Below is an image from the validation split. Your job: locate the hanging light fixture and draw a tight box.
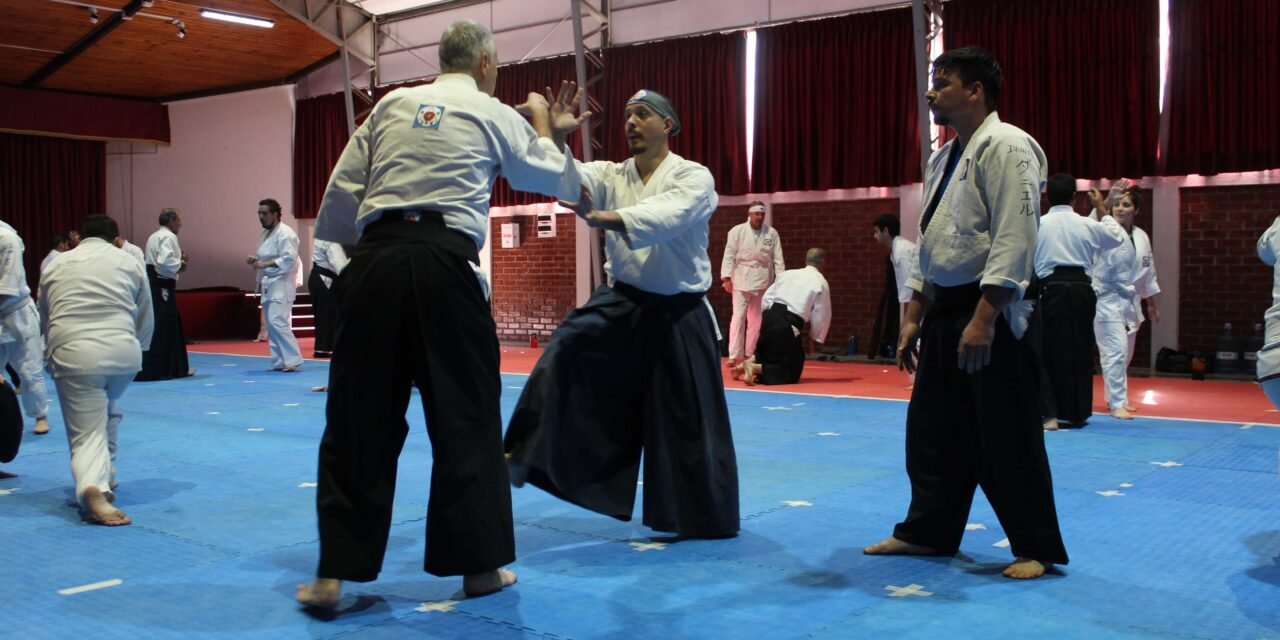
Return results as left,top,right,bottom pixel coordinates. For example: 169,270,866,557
88,6,98,23
199,8,274,28
172,18,186,39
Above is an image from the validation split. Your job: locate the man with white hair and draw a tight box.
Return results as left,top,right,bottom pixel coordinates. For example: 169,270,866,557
302,19,588,608
721,201,784,367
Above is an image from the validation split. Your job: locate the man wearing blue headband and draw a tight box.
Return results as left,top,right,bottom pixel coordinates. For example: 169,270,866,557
506,88,740,539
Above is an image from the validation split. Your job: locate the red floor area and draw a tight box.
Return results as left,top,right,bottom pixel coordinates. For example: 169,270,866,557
190,341,1279,426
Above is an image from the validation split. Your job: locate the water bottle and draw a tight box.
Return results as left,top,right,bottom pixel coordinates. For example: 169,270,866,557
1245,322,1264,376
847,335,859,356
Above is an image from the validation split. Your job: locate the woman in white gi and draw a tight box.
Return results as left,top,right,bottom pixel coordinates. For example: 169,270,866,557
39,215,153,526
1090,182,1160,419
720,201,784,366
247,198,303,372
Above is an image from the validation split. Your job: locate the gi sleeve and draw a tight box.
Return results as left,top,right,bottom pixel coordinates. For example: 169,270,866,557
155,234,182,280
1134,232,1161,299
617,164,717,250
977,136,1043,292
1259,216,1280,266
330,242,350,273
772,230,786,279
1092,214,1126,251
316,117,373,246
272,231,300,278
809,280,832,344
133,263,155,351
721,225,739,280
0,236,21,302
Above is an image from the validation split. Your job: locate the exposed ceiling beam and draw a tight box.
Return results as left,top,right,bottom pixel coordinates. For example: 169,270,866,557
23,0,146,88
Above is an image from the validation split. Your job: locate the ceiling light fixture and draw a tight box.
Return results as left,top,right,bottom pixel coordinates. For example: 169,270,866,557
199,8,274,28
88,7,98,23
173,18,186,39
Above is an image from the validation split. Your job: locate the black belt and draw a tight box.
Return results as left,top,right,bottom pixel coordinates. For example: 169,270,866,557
1043,265,1090,284
612,282,706,308
768,302,805,329
145,264,176,290
311,265,338,280
368,209,446,230
360,208,478,265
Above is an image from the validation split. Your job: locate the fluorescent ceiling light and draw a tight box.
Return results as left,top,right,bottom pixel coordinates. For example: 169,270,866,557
200,9,275,28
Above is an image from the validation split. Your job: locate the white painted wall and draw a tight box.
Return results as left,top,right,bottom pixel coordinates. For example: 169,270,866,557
106,85,307,291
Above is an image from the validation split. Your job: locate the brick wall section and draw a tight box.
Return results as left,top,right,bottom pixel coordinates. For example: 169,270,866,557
490,214,577,343
707,199,901,355
1179,185,1278,357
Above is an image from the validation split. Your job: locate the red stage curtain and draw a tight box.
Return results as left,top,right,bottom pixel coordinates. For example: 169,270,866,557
490,55,581,207
752,9,920,192
0,132,105,291
292,92,353,220
599,33,749,196
944,0,1159,180
0,86,170,145
1164,0,1280,175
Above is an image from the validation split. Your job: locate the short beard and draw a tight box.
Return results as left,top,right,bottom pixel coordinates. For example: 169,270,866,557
628,139,647,155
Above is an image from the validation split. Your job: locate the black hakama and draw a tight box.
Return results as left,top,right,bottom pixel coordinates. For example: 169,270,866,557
504,282,740,538
134,265,190,381
893,282,1069,565
755,303,807,385
1033,267,1096,425
315,213,514,580
307,265,340,356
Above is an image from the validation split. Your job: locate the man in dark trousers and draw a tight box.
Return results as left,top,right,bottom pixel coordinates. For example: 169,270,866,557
863,46,1069,580
1029,173,1125,429
137,208,194,381
299,19,588,608
504,88,739,539
737,248,831,386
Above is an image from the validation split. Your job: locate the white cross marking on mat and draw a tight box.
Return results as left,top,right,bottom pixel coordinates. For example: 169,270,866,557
222,364,237,367
0,487,20,496
243,381,256,384
763,406,792,411
58,579,122,595
993,538,1010,548
247,428,264,432
1151,461,1183,468
1096,490,1125,497
416,600,458,613
792,402,806,406
283,403,300,407
817,432,840,436
630,541,667,551
885,584,933,597
1119,483,1134,488
298,482,318,488
965,523,986,531
205,411,220,415
204,383,216,387
782,500,813,507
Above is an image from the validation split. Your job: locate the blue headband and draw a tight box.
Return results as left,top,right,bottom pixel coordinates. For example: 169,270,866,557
626,89,681,136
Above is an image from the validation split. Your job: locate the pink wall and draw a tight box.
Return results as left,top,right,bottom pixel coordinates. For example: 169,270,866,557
105,85,306,291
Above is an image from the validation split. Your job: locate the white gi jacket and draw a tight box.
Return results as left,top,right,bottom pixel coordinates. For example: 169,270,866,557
906,113,1046,335
40,249,60,276
39,237,153,377
890,236,917,304
1034,205,1126,279
579,152,717,295
1089,221,1138,325
1257,216,1280,381
315,73,581,248
762,265,832,343
311,239,349,289
145,226,183,280
256,223,300,303
0,221,38,345
121,241,145,268
1131,227,1160,323
721,222,784,293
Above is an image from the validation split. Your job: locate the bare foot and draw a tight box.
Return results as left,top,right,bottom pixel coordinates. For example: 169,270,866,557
1043,418,1059,431
742,358,761,386
729,364,745,381
463,569,518,597
1003,557,1050,579
863,536,941,555
296,578,341,609
1111,407,1134,420
1124,404,1138,412
281,365,301,373
33,417,50,435
311,386,328,392
904,384,914,391
0,469,16,479
80,486,130,526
